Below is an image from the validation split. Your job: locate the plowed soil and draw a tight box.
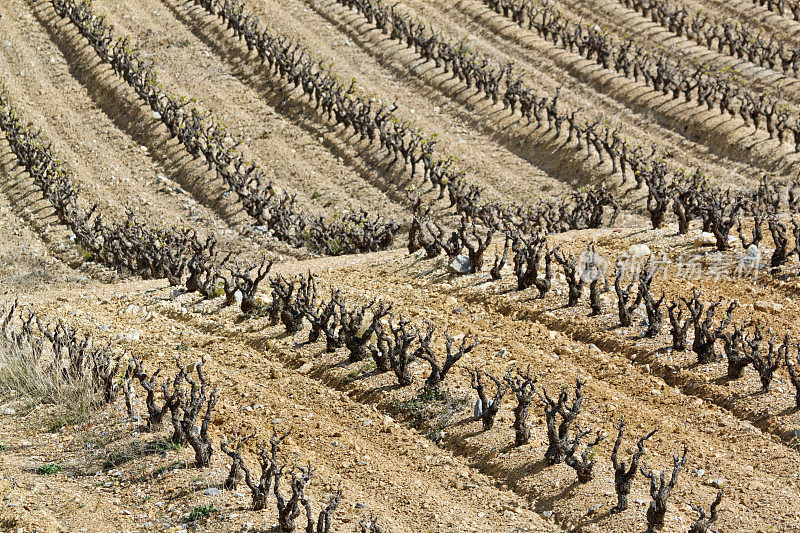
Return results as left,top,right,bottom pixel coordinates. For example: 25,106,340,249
2,0,800,532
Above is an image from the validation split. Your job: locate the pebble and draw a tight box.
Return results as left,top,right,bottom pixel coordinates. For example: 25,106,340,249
448,254,471,275
452,306,466,314
541,510,552,518
445,296,458,307
204,488,221,496
741,244,761,267
473,399,491,420
694,232,716,247
709,477,726,489
754,300,783,314
297,362,313,374
117,331,140,341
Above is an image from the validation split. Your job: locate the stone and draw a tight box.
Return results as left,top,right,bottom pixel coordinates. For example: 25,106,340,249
297,362,313,374
694,232,716,247
448,254,471,275
624,244,651,260
204,488,220,496
452,306,466,314
577,248,610,283
124,304,140,314
754,300,783,314
473,399,492,420
708,477,726,489
541,510,553,518
555,345,573,356
445,296,458,307
740,244,762,268
355,502,369,509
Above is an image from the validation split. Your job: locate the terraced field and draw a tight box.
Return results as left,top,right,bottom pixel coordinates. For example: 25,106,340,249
2,0,800,531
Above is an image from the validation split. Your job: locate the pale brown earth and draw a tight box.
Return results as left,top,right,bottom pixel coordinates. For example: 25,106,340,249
2,0,800,532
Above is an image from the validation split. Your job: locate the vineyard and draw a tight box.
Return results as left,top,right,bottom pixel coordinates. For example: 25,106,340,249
3,0,800,531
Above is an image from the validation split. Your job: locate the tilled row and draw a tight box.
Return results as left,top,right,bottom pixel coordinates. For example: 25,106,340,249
176,0,627,235
323,0,800,245
0,83,206,282
479,0,800,155
52,0,399,256
149,254,796,532
619,0,800,77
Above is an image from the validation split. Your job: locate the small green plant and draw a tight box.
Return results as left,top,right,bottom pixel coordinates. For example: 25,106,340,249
341,361,376,385
211,281,225,298
46,412,80,433
102,452,128,470
152,460,186,477
75,243,94,262
188,504,216,522
149,436,182,453
0,444,7,451
311,190,322,199
37,463,63,475
392,386,468,441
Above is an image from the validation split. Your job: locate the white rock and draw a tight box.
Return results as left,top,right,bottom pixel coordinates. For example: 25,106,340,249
626,244,651,259
473,398,491,420
448,254,471,275
754,300,783,314
694,232,716,247
741,244,762,267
